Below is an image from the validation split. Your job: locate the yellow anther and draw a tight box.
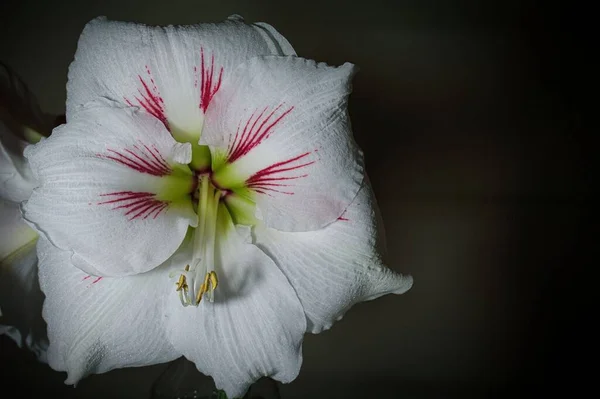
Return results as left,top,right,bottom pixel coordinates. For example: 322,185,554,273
195,285,206,304
194,273,208,304
184,264,190,272
175,274,187,291
209,271,218,290
194,272,219,305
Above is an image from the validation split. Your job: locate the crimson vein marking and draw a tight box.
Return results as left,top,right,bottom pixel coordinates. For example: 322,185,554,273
246,152,315,195
100,144,171,177
124,66,168,128
146,144,170,169
227,105,294,163
97,191,154,204
97,191,170,221
229,107,269,162
81,275,103,284
197,48,223,112
131,144,169,173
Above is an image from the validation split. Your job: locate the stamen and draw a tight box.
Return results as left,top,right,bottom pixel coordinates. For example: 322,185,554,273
208,270,218,303
175,274,187,291
195,271,219,304
179,288,191,307
209,271,218,291
175,175,222,306
195,272,210,304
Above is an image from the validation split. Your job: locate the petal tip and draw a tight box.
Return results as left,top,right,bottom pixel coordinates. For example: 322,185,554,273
171,142,192,165
395,273,414,294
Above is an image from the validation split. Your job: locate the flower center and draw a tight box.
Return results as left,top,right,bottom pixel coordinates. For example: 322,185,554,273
173,145,256,306
175,174,220,306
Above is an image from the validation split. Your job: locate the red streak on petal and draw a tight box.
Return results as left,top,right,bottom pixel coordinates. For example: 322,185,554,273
244,151,315,196
82,275,91,281
246,175,308,184
96,191,170,221
246,153,313,183
227,105,293,163
131,145,167,172
123,200,160,217
147,144,171,169
113,197,156,210
97,191,155,204
123,149,166,174
228,107,268,162
124,67,168,129
135,97,163,122
99,143,172,177
92,277,103,284
199,48,223,112
228,108,264,161
247,186,294,195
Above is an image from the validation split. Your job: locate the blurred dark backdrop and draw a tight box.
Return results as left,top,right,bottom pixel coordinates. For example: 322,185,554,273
0,1,591,398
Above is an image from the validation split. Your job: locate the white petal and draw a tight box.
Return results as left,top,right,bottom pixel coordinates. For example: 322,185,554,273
203,56,363,232
67,15,295,144
23,103,196,277
166,206,305,398
36,238,179,383
0,201,47,361
254,180,413,333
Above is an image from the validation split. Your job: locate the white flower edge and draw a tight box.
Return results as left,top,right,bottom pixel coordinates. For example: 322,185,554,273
254,178,413,333
36,204,305,398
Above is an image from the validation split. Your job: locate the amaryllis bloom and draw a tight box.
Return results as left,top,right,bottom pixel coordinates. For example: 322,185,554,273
22,16,412,397
0,61,49,361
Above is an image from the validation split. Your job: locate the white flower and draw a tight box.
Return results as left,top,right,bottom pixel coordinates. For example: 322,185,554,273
0,61,49,361
22,16,412,397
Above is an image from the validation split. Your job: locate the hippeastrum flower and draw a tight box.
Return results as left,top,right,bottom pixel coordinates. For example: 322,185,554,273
22,16,413,397
0,61,50,361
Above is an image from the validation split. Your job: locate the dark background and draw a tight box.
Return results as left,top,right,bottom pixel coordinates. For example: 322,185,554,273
0,1,591,398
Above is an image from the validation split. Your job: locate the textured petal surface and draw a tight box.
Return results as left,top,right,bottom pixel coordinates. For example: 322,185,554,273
166,206,305,398
23,103,196,276
203,56,363,232
67,15,295,143
0,200,47,361
37,238,179,383
254,180,413,333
